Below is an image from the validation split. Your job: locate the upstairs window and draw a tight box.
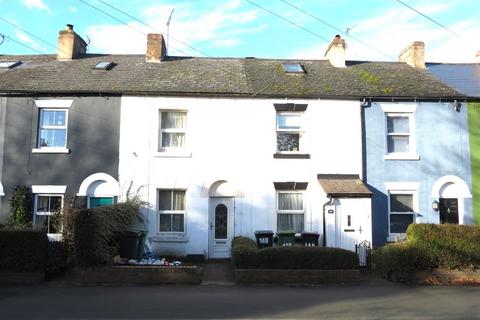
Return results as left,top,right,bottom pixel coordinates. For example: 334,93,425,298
276,112,304,152
386,114,412,154
38,109,68,148
158,189,186,233
158,111,187,151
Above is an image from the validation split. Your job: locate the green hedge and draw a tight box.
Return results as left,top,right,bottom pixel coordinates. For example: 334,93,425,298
373,224,480,281
232,236,358,270
74,202,141,268
0,230,48,272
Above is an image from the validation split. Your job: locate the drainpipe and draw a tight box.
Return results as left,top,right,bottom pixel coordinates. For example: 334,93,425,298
322,196,334,247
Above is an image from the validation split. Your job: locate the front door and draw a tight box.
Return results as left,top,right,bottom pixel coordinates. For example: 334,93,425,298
208,197,234,258
439,198,459,224
339,207,359,252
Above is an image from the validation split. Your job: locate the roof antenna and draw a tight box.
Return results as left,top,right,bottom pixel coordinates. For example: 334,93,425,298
345,24,357,49
166,8,175,55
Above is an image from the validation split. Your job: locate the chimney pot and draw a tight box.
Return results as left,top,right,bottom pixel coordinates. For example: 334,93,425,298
325,35,346,68
146,33,167,63
57,23,87,61
399,41,425,69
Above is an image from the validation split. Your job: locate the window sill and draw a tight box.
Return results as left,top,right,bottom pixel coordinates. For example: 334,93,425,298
273,153,310,159
154,151,192,158
32,148,70,154
383,154,420,161
386,234,407,243
150,234,189,243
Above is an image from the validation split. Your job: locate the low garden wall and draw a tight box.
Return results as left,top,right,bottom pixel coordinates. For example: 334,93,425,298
68,265,203,284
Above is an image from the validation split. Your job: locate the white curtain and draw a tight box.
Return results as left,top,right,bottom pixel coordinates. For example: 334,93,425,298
161,112,186,129
162,133,185,147
278,193,303,210
278,214,304,233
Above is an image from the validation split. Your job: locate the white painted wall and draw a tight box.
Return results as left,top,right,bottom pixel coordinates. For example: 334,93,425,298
119,96,363,256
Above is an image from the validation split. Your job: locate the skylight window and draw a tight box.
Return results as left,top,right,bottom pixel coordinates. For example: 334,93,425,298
282,63,304,74
93,61,114,70
0,61,22,69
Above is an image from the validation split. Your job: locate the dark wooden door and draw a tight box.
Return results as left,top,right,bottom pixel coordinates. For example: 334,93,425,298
439,198,459,224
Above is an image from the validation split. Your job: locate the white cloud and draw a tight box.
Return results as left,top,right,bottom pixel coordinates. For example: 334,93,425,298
291,1,478,63
68,6,77,13
86,2,261,55
15,31,46,51
21,0,50,12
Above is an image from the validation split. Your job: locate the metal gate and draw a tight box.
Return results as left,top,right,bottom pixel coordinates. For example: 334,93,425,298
355,240,371,274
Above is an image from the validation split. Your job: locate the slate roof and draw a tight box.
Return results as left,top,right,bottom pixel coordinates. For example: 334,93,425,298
426,63,480,98
317,174,372,198
0,53,463,99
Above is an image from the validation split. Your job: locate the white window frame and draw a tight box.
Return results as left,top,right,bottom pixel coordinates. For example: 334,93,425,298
381,103,419,160
33,108,70,153
386,185,419,241
33,193,64,235
276,111,305,153
157,189,186,234
276,190,305,234
158,110,187,153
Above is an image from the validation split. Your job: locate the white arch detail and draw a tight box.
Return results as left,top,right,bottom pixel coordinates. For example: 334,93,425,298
431,175,472,198
0,182,4,196
208,180,243,197
77,173,120,197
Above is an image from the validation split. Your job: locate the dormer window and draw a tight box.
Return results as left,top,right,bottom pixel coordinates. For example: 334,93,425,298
93,61,114,70
0,61,22,69
282,63,304,74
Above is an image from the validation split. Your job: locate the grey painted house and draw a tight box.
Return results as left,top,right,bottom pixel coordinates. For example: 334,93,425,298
0,28,121,235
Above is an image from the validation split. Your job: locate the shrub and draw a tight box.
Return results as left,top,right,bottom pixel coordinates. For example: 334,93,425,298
8,186,33,228
0,230,48,272
46,241,68,278
232,236,257,248
406,224,480,270
372,242,428,282
74,201,141,268
231,238,358,270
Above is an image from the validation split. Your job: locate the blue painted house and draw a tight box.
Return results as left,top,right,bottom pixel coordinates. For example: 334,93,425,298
366,42,474,246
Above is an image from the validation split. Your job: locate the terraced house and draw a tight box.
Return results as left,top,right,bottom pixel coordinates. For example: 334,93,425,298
0,25,476,256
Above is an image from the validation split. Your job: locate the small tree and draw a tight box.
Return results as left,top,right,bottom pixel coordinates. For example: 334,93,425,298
8,186,33,228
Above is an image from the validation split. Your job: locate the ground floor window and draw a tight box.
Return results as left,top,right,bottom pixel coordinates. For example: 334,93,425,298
88,196,115,208
158,189,186,233
277,191,304,233
388,191,416,235
33,194,63,234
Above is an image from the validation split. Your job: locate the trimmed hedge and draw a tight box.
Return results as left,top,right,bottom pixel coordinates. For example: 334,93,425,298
232,236,358,270
0,230,48,272
406,224,480,269
74,202,141,268
373,224,480,281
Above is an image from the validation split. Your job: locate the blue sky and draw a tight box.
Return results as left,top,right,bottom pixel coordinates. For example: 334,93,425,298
0,0,479,62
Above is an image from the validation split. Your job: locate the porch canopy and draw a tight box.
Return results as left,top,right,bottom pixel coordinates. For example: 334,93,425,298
317,174,372,198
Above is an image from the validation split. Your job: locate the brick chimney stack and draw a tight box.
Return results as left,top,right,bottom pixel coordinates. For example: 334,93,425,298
324,35,346,68
399,41,425,69
57,24,87,61
146,34,166,63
